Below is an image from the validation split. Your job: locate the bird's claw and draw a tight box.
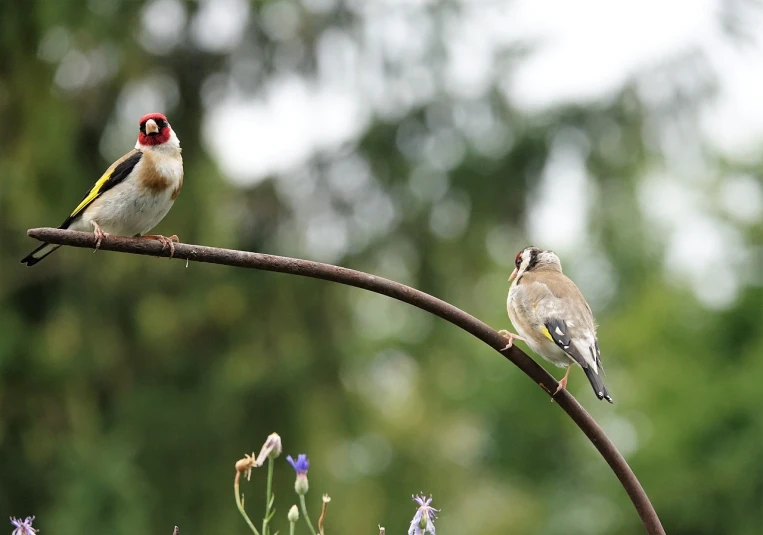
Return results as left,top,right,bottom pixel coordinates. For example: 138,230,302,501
553,376,568,396
551,368,571,402
156,234,179,258
138,234,180,258
498,329,524,351
93,224,109,251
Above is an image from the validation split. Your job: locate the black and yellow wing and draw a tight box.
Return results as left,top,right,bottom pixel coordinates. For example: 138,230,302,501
59,150,143,228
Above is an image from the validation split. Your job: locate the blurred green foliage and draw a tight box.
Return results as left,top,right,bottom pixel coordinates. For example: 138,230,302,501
1,1,762,535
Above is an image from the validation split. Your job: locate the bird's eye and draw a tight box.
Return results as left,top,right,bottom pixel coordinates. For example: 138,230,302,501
515,253,522,267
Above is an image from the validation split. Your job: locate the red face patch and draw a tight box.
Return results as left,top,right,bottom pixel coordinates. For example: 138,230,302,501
139,112,168,124
138,130,171,146
138,113,171,146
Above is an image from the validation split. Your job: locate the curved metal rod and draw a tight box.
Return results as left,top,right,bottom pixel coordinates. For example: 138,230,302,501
26,227,665,535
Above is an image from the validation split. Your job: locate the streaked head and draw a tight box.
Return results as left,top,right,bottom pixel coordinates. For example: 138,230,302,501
137,113,178,148
509,246,562,282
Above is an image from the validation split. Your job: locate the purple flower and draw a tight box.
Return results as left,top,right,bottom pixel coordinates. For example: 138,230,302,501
286,454,310,475
10,517,38,535
408,495,438,535
287,454,311,495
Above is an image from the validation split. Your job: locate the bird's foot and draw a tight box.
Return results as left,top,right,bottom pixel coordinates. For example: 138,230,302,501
92,222,109,251
141,234,180,258
553,376,568,396
498,329,525,351
552,366,572,401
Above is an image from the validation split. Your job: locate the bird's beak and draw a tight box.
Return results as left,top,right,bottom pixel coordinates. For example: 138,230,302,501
145,119,159,134
508,268,517,282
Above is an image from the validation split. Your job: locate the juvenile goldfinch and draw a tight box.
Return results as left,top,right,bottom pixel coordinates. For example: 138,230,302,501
22,113,183,266
499,246,613,403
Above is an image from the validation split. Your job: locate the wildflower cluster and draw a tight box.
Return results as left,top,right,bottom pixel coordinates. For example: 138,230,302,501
233,433,439,535
234,433,326,535
10,433,441,535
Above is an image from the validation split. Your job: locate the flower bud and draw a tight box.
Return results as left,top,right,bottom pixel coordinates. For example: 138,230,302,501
256,433,283,466
288,505,299,522
266,433,282,459
294,473,309,495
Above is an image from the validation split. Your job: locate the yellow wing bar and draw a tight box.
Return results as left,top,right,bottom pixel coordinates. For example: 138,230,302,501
70,167,115,218
66,150,143,221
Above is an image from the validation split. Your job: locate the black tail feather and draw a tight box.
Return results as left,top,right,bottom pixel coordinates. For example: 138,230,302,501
21,243,61,266
582,365,613,403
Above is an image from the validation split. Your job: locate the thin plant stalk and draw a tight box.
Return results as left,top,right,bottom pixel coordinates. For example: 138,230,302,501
262,457,275,535
235,471,262,535
318,495,330,535
299,495,317,535
289,520,296,535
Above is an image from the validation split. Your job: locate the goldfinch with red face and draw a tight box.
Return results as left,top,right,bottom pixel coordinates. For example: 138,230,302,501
499,246,613,403
22,113,183,266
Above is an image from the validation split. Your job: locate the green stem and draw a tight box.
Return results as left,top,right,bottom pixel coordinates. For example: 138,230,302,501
262,457,275,535
289,520,296,535
235,473,262,535
299,494,317,535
